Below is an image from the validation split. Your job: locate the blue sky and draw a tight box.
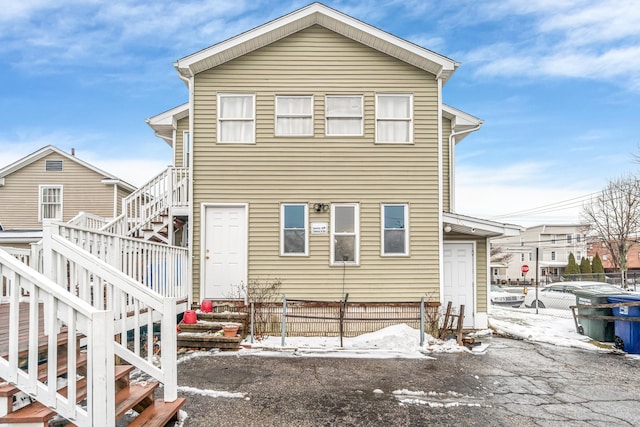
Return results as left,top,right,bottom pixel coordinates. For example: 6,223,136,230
1,0,639,227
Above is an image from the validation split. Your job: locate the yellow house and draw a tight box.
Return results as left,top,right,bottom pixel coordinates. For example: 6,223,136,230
0,145,136,247
148,3,519,329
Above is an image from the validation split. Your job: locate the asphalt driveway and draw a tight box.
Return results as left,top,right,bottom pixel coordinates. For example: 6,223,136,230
176,336,640,426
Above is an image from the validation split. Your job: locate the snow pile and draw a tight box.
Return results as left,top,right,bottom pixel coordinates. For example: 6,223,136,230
238,323,469,358
489,306,615,351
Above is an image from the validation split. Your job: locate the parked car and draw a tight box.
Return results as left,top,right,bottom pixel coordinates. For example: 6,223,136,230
490,285,526,307
523,281,625,309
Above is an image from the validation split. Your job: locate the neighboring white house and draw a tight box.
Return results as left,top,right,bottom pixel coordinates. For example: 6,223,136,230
491,224,588,284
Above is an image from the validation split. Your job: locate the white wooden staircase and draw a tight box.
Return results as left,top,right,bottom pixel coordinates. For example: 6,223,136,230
0,166,192,426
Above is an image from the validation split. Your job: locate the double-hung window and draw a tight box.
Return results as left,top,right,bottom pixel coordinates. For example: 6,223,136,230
326,95,363,136
382,204,408,255
281,204,308,255
276,95,313,136
331,204,359,264
218,93,255,143
376,94,412,143
39,185,63,221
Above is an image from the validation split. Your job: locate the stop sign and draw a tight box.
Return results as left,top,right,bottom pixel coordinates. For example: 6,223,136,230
521,264,529,274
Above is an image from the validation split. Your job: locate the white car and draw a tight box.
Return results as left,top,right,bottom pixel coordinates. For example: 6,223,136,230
490,285,526,307
523,281,625,309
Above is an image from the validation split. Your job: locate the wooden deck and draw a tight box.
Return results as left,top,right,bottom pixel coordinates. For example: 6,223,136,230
0,302,50,359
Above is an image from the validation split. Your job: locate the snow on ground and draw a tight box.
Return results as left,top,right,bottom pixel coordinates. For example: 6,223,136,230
172,305,639,421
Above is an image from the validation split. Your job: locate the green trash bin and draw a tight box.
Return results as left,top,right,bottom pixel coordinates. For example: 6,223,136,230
574,289,625,342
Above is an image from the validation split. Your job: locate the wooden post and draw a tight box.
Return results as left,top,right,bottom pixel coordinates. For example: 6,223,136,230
456,305,465,346
440,301,453,340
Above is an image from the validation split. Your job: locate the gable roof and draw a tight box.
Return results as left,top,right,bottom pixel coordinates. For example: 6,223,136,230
146,103,189,147
0,145,136,191
174,2,459,83
442,104,483,143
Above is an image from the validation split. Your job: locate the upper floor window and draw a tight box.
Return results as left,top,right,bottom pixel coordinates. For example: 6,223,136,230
376,94,412,143
551,251,556,261
331,204,359,265
281,204,308,256
567,234,572,244
39,185,62,221
45,160,63,172
218,93,255,143
326,95,363,136
381,204,409,256
276,95,313,136
551,234,557,244
577,234,582,243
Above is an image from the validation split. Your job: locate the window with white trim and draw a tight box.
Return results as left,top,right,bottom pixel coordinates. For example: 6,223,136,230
276,95,313,136
551,251,556,261
382,204,408,255
376,94,412,143
281,204,308,255
331,204,359,264
326,95,363,136
218,93,255,143
39,185,62,221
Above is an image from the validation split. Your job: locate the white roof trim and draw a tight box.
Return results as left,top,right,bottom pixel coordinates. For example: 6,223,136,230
146,103,189,147
175,2,459,83
443,211,522,238
442,104,483,143
0,145,137,191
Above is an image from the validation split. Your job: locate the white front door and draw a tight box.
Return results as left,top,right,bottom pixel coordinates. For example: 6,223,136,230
443,242,475,328
203,205,247,299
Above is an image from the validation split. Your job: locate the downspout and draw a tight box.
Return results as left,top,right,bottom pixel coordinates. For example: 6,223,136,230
448,124,482,212
177,66,195,308
437,76,444,306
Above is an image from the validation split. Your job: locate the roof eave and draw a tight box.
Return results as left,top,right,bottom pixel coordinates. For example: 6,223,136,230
175,3,458,82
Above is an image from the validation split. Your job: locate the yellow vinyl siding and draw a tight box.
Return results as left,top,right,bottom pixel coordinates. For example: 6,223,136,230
175,116,189,167
0,153,119,229
442,118,452,212
191,25,440,302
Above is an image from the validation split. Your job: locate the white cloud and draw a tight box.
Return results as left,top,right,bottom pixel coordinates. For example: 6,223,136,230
458,0,640,90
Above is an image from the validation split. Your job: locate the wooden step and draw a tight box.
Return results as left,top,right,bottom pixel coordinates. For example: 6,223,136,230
0,377,88,424
128,398,186,427
0,365,135,424
195,312,248,322
178,320,245,334
177,334,243,350
0,351,88,398
115,381,159,418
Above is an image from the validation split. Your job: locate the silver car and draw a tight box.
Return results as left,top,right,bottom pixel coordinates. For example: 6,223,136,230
523,281,624,309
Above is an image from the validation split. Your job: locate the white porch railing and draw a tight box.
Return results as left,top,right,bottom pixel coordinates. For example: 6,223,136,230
52,223,189,301
67,212,110,230
100,213,129,236
0,246,31,266
41,223,178,403
123,167,189,237
0,248,116,427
